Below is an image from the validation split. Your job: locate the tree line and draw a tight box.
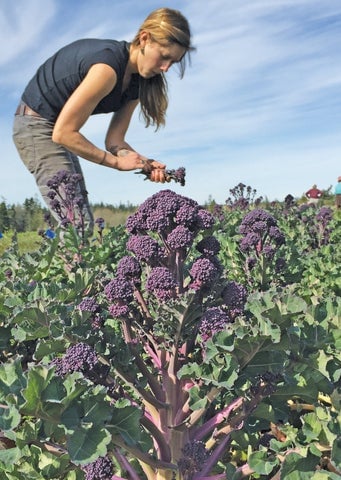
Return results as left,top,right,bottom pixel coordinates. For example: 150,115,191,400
0,197,137,233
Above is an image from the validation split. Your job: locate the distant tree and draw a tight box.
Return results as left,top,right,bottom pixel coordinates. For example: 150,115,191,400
0,201,10,231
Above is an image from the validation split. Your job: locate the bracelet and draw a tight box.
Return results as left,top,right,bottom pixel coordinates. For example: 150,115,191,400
99,151,107,165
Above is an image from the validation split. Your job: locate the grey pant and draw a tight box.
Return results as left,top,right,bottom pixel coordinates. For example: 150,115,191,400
13,113,94,234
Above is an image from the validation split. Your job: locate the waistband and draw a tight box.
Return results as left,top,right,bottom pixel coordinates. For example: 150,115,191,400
15,102,41,118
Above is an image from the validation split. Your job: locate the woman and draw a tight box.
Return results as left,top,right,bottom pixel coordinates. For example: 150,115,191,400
13,8,194,233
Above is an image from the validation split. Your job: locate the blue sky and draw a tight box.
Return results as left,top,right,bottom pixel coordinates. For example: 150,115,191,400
1,0,340,207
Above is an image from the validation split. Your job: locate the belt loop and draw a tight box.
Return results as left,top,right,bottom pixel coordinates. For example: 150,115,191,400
19,103,26,115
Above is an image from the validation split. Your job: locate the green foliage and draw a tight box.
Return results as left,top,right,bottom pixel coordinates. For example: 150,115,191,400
0,200,340,480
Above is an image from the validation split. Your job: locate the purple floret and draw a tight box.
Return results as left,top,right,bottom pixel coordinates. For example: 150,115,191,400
316,206,333,224
52,343,98,376
269,226,285,245
175,204,199,227
146,208,171,232
104,277,134,302
126,190,202,236
239,209,277,234
196,235,221,256
178,440,210,475
126,234,162,264
196,209,215,229
166,225,194,250
221,281,248,313
262,244,276,260
109,302,130,318
116,255,142,280
189,257,220,290
199,307,230,341
82,455,113,480
239,232,260,253
172,167,186,186
78,296,101,313
125,210,146,234
146,267,177,301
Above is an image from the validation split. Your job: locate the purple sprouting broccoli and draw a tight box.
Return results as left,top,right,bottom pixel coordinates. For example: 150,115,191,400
199,307,230,341
52,343,98,377
82,455,113,480
136,163,186,186
239,209,277,236
104,277,134,303
314,206,333,247
189,257,221,291
196,209,215,229
46,169,88,239
126,190,214,238
196,235,221,256
226,183,263,210
175,203,200,227
109,302,130,318
78,297,101,314
178,440,210,476
166,225,194,250
146,267,177,301
221,281,248,319
238,209,285,257
78,296,103,329
126,235,164,265
238,209,286,288
170,166,186,186
116,255,142,282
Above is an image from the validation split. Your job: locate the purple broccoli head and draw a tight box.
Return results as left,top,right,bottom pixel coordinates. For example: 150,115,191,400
82,455,113,480
199,307,230,341
52,343,98,376
104,277,134,303
166,225,194,250
189,257,221,291
146,267,177,301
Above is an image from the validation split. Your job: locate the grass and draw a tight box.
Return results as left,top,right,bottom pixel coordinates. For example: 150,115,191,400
0,208,135,256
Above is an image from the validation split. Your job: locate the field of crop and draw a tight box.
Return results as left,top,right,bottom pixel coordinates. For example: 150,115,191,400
0,183,340,479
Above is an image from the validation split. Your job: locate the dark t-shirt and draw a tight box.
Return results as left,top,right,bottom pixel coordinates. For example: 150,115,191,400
22,39,140,122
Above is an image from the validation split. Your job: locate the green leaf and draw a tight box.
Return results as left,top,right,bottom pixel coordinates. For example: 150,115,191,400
248,450,278,475
0,360,26,402
108,406,142,446
280,447,321,479
34,339,66,360
21,366,56,417
0,405,21,431
0,447,23,468
332,436,341,469
67,425,111,464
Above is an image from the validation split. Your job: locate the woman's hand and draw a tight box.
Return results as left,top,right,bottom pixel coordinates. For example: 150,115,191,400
114,150,167,182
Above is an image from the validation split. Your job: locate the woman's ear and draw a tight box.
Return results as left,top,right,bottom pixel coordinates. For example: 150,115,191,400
139,30,149,48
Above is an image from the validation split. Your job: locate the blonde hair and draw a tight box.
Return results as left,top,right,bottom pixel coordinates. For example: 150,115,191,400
131,8,195,129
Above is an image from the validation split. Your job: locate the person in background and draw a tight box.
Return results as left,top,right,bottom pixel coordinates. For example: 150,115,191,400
305,184,323,205
335,176,341,209
13,8,195,234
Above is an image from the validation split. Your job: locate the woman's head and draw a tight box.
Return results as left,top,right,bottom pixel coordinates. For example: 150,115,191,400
132,8,195,130
132,8,195,78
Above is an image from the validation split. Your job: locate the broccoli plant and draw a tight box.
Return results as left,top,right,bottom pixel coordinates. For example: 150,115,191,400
0,189,339,480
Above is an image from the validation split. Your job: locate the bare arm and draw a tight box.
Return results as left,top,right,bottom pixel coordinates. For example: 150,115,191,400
52,63,166,179
105,99,139,152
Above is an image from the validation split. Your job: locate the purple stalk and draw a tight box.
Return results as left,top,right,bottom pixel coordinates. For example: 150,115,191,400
191,397,243,441
112,448,141,480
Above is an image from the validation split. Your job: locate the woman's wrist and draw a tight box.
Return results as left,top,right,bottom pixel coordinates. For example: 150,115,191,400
99,151,107,165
